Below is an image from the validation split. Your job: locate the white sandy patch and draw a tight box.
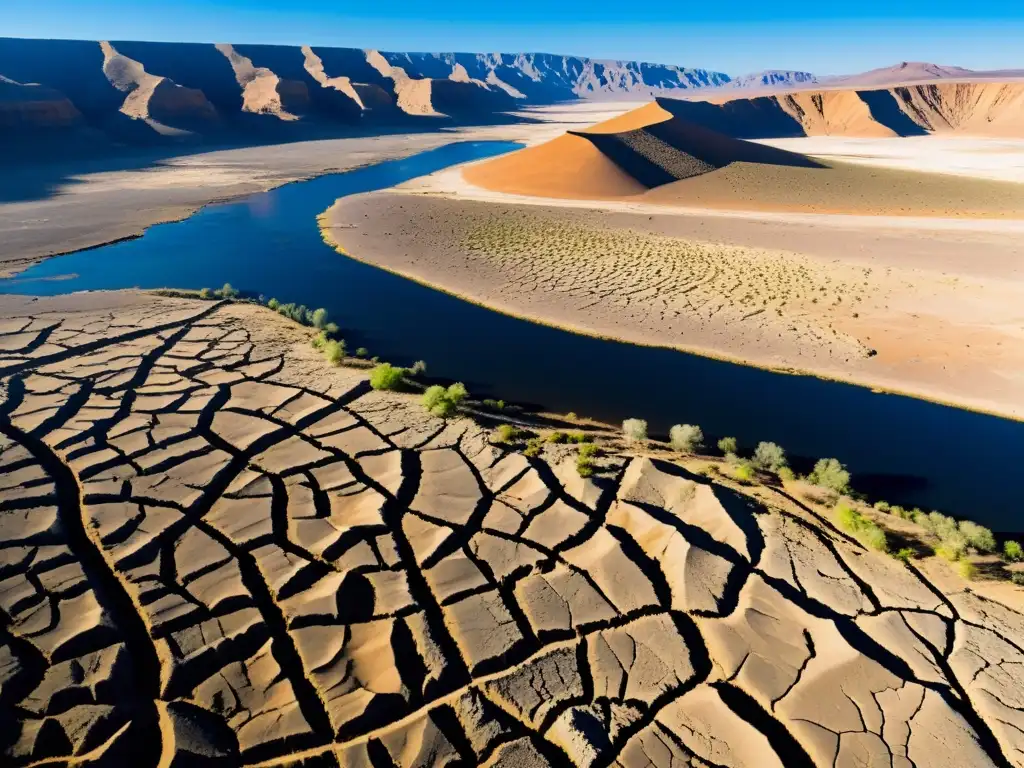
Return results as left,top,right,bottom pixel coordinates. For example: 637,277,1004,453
756,135,1024,183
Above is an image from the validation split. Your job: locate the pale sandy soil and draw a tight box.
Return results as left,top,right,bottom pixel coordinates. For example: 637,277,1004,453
0,102,637,278
757,135,1024,183
1,292,1022,767
322,192,1024,419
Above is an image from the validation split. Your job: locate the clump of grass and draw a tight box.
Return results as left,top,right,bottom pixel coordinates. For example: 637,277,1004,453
1005,540,1023,562
199,287,212,299
576,443,601,478
778,466,795,482
267,298,280,310
567,432,592,444
732,461,755,484
523,437,542,458
934,533,969,562
322,339,345,366
494,424,525,444
669,424,703,452
622,418,647,445
717,436,738,456
356,347,369,358
892,548,915,563
482,398,506,412
807,458,851,494
753,441,788,473
835,503,888,553
957,560,977,581
1010,572,1024,587
410,360,427,377
214,282,239,299
369,363,406,391
421,382,467,419
311,330,328,349
546,431,568,444
874,501,891,513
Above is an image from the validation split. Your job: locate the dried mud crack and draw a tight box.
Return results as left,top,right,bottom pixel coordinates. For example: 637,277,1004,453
1,292,1022,767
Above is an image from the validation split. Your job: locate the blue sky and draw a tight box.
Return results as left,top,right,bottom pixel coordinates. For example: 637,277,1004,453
7,0,1024,75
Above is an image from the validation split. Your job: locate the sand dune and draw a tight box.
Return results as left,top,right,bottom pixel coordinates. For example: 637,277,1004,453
2,292,1022,766
465,100,1024,216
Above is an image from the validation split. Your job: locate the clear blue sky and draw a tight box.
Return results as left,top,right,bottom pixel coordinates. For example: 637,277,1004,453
7,0,1024,75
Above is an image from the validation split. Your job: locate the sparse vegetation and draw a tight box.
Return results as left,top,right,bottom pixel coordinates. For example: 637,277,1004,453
576,443,601,478
494,424,525,444
732,461,755,484
1005,541,1024,562
669,424,703,452
753,441,787,472
622,418,647,445
807,458,851,494
717,436,738,455
893,548,915,563
322,340,345,366
369,363,406,391
835,503,888,553
421,382,468,419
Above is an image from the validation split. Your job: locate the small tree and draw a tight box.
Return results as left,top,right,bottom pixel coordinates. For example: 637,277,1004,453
622,418,647,445
717,436,738,456
1005,540,1024,562
369,363,406,391
311,308,329,330
807,458,850,494
219,282,239,299
753,442,787,472
669,424,703,452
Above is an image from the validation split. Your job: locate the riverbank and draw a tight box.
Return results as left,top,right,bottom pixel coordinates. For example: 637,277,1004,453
0,103,636,278
2,289,1022,767
320,188,1024,421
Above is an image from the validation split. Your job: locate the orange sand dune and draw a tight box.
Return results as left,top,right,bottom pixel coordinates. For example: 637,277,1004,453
462,100,1024,217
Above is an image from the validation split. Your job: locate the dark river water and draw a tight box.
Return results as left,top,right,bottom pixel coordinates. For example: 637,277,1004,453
4,140,1022,530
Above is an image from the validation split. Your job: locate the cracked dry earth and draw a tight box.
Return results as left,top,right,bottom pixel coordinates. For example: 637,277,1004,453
2,292,1023,768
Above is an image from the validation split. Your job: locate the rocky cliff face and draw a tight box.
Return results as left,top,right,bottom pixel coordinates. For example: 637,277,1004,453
0,37,731,148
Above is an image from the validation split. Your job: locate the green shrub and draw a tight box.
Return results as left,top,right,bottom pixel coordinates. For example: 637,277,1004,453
523,438,542,458
369,363,406,391
494,424,524,444
356,347,369,358
568,432,592,444
567,412,578,421
935,532,968,562
960,521,996,553
324,322,340,336
410,360,427,376
957,560,977,581
893,548,914,563
1011,572,1024,587
575,443,601,478
834,503,888,553
422,383,467,419
890,505,910,520
717,436,738,455
778,466,795,483
732,462,755,484
923,512,958,541
622,418,648,444
322,340,345,366
311,331,327,349
669,424,704,452
482,398,506,412
311,308,329,329
199,287,212,299
807,458,851,494
217,282,239,299
267,298,279,310
546,431,568,444
753,441,787,472
874,501,891,513
1004,540,1024,562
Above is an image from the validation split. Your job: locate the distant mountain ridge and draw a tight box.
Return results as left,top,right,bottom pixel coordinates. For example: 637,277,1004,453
2,36,1022,154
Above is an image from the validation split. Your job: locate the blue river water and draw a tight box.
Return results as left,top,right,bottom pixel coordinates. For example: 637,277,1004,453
3,140,1022,530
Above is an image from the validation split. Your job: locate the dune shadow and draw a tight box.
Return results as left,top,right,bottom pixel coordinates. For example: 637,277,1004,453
857,89,930,136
